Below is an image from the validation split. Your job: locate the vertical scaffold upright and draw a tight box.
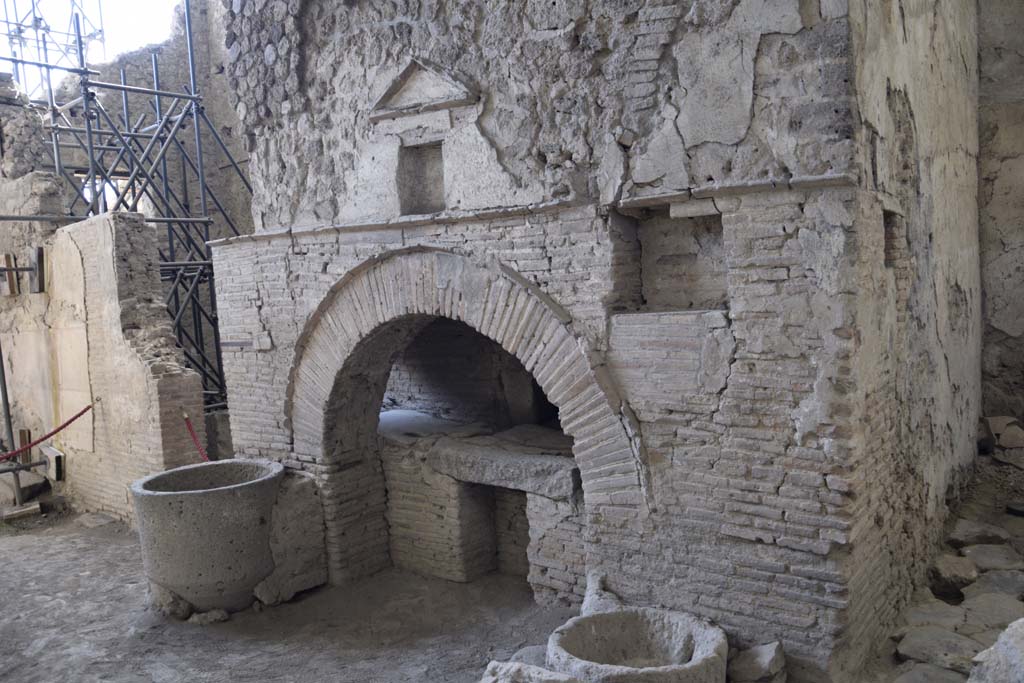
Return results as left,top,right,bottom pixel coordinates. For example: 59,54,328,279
0,0,251,413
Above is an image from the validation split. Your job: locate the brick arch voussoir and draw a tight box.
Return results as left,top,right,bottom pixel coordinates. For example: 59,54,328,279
286,247,649,519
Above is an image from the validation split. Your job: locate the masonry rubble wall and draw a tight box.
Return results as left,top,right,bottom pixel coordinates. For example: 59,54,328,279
210,1,983,680
977,0,1024,420
0,183,205,517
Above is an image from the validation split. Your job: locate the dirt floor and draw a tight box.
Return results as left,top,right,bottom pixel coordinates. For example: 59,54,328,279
0,515,577,683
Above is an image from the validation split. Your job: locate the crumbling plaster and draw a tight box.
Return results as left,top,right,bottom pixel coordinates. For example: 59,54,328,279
841,0,981,674
222,0,854,229
978,0,1024,419
0,192,206,517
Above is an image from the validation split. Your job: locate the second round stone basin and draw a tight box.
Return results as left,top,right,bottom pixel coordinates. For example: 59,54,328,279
547,608,728,682
131,459,284,612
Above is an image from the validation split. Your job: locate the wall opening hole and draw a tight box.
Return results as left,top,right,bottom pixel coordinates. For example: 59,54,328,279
398,142,445,215
636,211,727,311
883,210,907,269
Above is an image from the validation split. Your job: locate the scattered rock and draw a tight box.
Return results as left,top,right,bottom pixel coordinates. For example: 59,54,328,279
147,582,193,620
931,554,980,598
1008,502,1024,518
896,625,983,674
958,594,1024,636
893,663,967,683
509,645,547,667
1000,425,1024,449
905,600,965,631
962,571,1024,600
478,661,581,682
967,617,1024,683
580,572,623,616
962,545,1024,572
985,417,1020,438
728,641,785,682
950,519,1011,548
994,449,1024,470
187,609,230,625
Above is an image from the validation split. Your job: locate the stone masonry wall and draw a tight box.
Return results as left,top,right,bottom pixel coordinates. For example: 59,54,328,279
220,0,854,230
978,0,1024,419
842,0,981,675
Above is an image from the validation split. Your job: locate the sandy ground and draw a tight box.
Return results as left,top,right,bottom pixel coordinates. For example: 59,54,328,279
0,515,576,683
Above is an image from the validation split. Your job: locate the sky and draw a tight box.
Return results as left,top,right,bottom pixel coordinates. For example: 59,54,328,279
1,0,180,97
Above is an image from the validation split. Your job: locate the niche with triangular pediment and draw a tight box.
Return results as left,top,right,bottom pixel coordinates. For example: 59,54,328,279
370,59,477,122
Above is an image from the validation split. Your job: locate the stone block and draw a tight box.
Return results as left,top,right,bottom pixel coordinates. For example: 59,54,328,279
728,641,786,682
254,470,328,605
968,618,1024,682
896,626,983,674
426,432,577,500
479,661,581,683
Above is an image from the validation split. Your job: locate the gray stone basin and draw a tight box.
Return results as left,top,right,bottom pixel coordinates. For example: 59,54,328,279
547,608,727,682
131,459,284,613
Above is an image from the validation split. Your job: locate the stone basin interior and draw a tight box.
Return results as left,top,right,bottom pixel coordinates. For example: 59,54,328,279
557,610,697,668
140,460,278,493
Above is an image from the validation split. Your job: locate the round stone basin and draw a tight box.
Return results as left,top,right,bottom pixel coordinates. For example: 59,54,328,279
131,459,284,613
547,608,728,683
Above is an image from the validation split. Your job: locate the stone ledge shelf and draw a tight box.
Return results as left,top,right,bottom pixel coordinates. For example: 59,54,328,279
426,426,578,500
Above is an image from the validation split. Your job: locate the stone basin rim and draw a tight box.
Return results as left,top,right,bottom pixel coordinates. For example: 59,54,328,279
549,607,727,672
130,458,284,497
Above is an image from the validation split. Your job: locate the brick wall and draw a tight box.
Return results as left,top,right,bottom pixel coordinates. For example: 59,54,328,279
213,191,865,677
495,488,530,577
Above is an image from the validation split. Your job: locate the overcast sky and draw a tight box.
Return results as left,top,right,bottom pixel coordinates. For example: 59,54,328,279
1,0,180,96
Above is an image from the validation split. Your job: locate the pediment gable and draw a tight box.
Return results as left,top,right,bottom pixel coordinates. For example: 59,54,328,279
370,59,476,121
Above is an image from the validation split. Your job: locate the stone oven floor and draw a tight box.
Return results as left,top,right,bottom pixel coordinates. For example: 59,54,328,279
0,515,577,682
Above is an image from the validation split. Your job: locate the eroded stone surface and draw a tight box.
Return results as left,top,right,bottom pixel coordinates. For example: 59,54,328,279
728,641,785,682
896,626,983,674
480,661,581,683
950,519,1011,548
967,618,1024,683
931,554,980,597
962,571,1024,600
962,545,1024,572
254,470,328,606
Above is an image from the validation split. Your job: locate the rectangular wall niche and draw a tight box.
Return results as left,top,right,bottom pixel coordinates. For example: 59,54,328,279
637,212,727,311
398,142,445,215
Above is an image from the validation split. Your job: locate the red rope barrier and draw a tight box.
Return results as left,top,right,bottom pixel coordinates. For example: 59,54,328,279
183,412,209,462
0,402,96,463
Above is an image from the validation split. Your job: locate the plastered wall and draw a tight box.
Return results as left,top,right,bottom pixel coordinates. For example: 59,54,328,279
978,0,1024,419
0,192,206,518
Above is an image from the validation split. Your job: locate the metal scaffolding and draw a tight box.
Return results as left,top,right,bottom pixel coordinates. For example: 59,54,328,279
1,0,104,102
0,0,251,412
